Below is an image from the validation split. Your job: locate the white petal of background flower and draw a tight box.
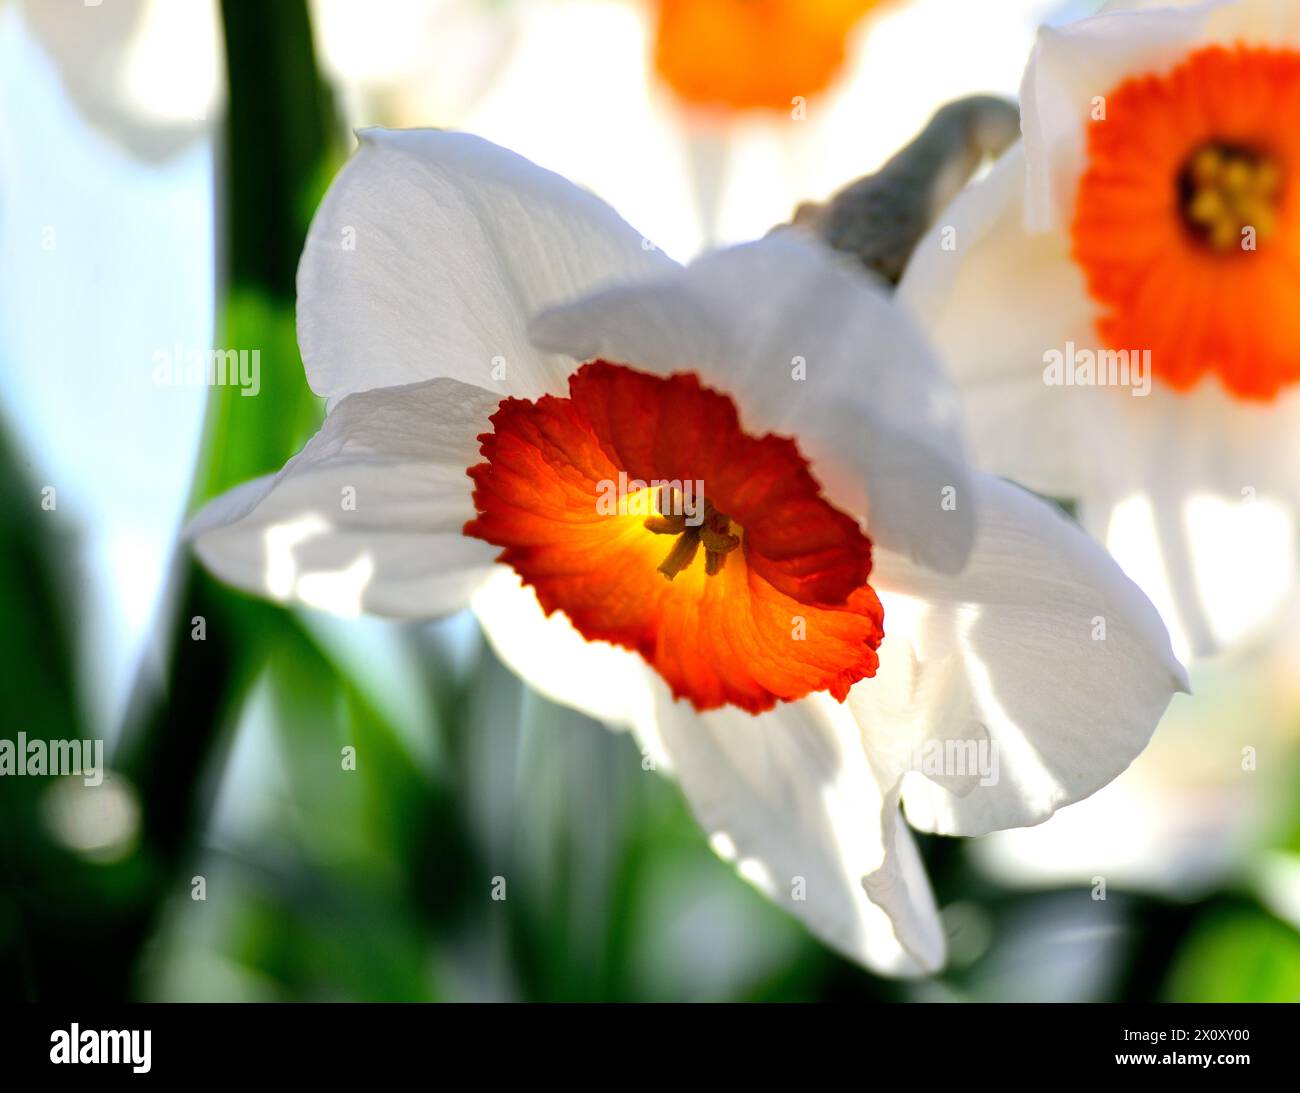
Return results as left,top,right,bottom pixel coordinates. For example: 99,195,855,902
1105,0,1300,42
1078,384,1300,658
311,0,522,124
0,2,214,739
19,0,218,160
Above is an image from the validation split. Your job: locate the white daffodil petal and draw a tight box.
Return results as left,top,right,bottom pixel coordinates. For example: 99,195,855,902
297,128,675,405
1104,0,1300,45
189,378,500,618
530,235,976,573
470,566,658,734
638,690,944,977
1071,382,1300,658
1021,0,1228,232
899,146,1096,499
1205,0,1300,42
859,472,1186,838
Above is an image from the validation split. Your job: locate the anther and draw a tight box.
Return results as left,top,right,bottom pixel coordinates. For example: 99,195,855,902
644,496,740,581
1179,141,1283,251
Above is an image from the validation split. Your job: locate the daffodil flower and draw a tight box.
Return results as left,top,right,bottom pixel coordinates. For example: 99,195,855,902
900,0,1300,659
189,129,1185,975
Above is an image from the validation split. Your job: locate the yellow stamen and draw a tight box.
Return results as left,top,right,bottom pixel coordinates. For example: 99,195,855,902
645,496,741,581
655,529,701,580
1180,141,1284,251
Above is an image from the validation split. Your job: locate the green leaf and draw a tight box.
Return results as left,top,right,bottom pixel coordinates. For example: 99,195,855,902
1164,903,1300,1002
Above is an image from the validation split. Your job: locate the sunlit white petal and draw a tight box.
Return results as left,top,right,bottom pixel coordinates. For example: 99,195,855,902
297,128,675,405
638,689,945,976
857,473,1186,837
189,378,500,618
471,566,658,734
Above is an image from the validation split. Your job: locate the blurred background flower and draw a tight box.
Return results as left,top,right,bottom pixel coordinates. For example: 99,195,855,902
651,0,883,114
1,0,1297,1003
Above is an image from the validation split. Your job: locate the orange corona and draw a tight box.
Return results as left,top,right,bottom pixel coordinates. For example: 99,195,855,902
1072,46,1300,400
465,361,884,713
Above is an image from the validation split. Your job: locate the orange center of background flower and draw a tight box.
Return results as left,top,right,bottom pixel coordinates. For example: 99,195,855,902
1071,46,1300,400
652,0,882,114
464,361,884,714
